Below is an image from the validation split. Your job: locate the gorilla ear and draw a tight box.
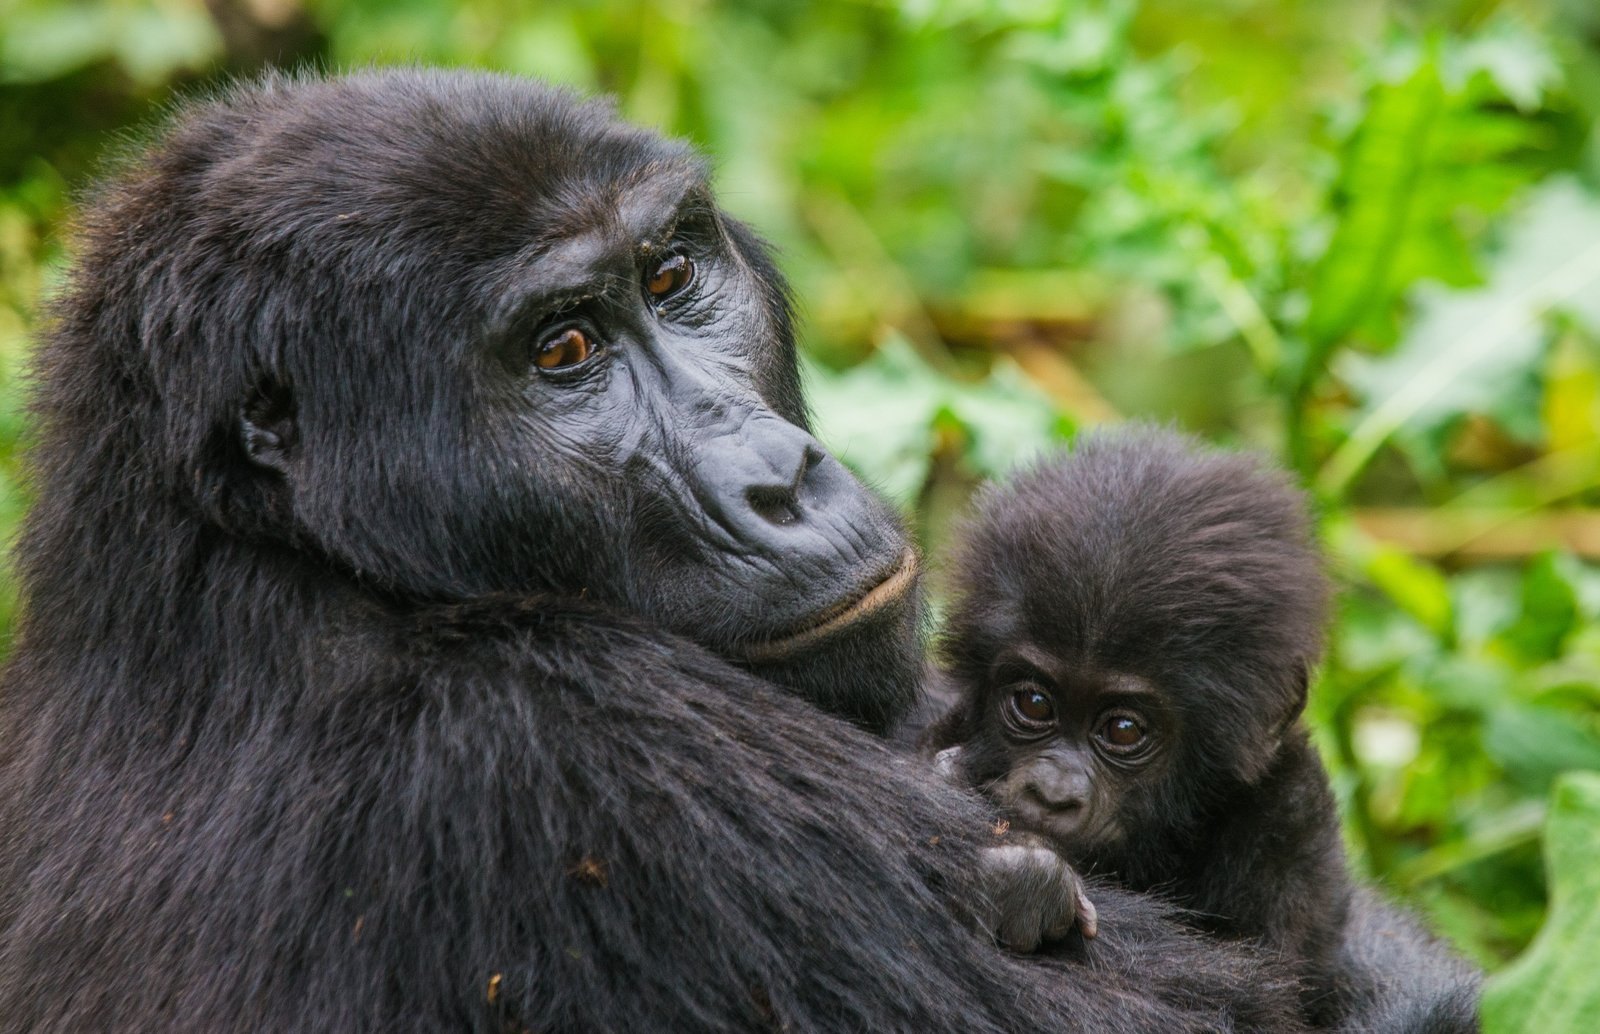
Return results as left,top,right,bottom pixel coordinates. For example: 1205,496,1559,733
1271,664,1311,738
240,383,297,476
1291,662,1311,715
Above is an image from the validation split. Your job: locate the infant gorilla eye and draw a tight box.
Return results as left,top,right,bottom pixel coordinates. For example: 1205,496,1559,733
1096,713,1148,752
535,327,596,370
1008,686,1056,725
646,254,694,301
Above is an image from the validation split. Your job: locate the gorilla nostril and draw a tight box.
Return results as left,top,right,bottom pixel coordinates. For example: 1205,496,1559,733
746,485,801,526
1029,786,1086,817
746,446,823,526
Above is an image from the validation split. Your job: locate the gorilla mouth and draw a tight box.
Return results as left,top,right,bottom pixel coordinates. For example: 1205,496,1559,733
740,549,919,663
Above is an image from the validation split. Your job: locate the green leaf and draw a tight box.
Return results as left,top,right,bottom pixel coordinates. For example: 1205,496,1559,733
0,6,219,86
1327,518,1454,638
1447,18,1560,113
1321,178,1600,494
1300,33,1554,369
1483,772,1600,1033
1483,706,1600,792
1302,50,1451,354
804,335,1068,506
941,361,1073,479
1365,543,1456,640
803,339,944,507
1499,552,1583,663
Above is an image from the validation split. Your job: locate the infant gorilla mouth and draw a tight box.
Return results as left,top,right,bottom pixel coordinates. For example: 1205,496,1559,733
742,548,919,662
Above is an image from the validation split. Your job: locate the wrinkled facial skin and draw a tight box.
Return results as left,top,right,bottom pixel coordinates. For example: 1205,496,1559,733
956,644,1175,867
473,182,922,722
471,181,913,652
191,82,918,726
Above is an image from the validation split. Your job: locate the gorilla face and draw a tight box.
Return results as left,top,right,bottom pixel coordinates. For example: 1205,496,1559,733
937,427,1330,869
145,74,918,722
468,177,917,658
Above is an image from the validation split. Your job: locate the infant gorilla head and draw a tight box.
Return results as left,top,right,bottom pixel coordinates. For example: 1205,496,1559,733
936,426,1327,876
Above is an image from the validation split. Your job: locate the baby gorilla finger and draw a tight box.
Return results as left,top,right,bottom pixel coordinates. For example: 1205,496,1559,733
1072,881,1098,939
1041,857,1096,941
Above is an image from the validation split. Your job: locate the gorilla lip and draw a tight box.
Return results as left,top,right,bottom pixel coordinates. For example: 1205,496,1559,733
741,549,918,663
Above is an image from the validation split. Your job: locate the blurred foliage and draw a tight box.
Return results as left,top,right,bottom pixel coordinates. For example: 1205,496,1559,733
1481,770,1600,1031
4,0,1600,1025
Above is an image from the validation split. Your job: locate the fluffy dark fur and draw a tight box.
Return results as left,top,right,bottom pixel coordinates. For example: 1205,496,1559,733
933,427,1480,1031
0,72,1307,1033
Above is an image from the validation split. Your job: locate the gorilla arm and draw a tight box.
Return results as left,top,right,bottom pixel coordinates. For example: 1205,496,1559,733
1332,889,1481,1034
285,601,1302,1034
0,588,1304,1034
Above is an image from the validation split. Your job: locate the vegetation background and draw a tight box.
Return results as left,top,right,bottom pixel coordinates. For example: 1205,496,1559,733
3,0,1599,1027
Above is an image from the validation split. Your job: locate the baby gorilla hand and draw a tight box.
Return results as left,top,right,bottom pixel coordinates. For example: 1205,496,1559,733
977,831,1099,952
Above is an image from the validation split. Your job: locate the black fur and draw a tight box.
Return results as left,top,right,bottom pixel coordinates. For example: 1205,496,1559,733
0,72,1306,1033
933,426,1480,1031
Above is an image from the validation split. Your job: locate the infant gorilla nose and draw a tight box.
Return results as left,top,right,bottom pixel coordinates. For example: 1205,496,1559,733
1016,791,1091,844
1016,760,1091,818
1027,785,1087,819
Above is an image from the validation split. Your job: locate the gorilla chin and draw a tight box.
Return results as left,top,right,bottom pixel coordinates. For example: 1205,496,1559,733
741,549,925,735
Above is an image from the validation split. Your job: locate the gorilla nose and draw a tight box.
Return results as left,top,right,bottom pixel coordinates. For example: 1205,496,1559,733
744,446,823,527
687,403,889,558
1029,784,1088,816
1024,769,1092,826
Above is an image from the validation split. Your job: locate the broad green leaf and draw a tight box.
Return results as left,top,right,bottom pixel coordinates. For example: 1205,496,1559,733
1327,518,1454,638
1452,568,1523,649
1447,18,1560,113
803,338,945,506
0,5,218,85
1499,552,1582,663
805,336,1068,506
1418,655,1511,714
1482,772,1600,1033
941,361,1073,479
1321,179,1600,494
1301,33,1553,371
1302,51,1450,354
0,8,111,82
1483,706,1600,791
1363,544,1456,640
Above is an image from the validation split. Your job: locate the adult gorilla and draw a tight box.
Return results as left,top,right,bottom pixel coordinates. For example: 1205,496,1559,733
0,71,1297,1033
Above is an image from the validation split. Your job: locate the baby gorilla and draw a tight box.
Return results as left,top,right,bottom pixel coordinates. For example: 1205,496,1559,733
930,427,1479,1030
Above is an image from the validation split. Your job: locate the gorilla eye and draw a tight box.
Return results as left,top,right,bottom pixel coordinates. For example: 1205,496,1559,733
1096,712,1149,754
645,255,694,301
1005,686,1056,728
534,327,596,370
